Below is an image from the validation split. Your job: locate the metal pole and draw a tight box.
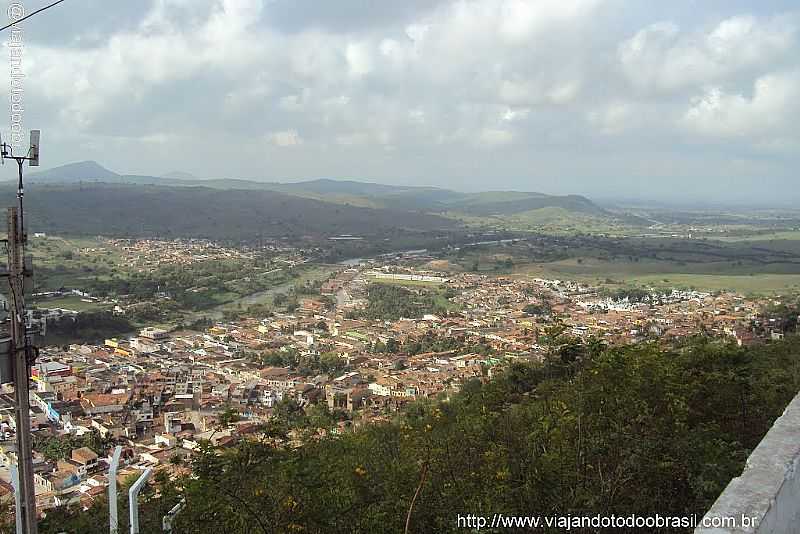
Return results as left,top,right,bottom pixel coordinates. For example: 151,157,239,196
16,159,24,243
10,464,22,534
128,468,152,534
8,207,37,534
162,498,185,533
108,446,122,534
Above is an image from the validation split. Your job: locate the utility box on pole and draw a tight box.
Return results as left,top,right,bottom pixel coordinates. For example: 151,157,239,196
22,255,32,296
0,336,14,384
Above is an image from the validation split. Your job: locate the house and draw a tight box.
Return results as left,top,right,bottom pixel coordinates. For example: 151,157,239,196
70,447,99,475
35,469,80,493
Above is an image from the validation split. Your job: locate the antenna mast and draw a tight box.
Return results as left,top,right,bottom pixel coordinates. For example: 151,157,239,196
1,130,40,534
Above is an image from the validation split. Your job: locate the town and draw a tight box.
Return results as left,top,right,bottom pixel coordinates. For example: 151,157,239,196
0,239,793,513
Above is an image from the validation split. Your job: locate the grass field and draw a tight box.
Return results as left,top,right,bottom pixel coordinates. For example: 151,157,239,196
512,259,800,294
29,235,127,291
368,276,445,288
442,209,633,235
717,231,800,242
211,264,339,311
32,295,110,312
526,256,800,276
617,274,800,293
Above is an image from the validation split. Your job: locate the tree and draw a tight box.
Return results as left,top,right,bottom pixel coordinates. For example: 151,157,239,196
523,302,551,317
320,352,344,374
219,405,241,428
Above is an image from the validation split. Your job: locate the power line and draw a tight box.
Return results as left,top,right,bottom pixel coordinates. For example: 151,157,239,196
0,0,68,33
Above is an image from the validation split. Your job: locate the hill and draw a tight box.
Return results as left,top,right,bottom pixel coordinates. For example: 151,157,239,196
27,160,120,182
0,182,456,240
250,179,607,217
161,170,198,180
22,161,636,234
443,191,603,215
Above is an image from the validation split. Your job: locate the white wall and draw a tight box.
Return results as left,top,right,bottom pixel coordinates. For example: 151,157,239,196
696,392,800,533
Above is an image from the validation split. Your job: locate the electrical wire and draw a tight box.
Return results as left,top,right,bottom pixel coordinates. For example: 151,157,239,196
0,0,68,32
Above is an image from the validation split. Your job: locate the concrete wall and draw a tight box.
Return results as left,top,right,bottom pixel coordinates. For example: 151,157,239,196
696,392,800,534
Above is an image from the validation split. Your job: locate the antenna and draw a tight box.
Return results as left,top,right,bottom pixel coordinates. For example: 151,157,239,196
29,131,39,167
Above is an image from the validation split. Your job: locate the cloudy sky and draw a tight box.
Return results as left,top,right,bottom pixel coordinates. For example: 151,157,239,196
1,0,799,204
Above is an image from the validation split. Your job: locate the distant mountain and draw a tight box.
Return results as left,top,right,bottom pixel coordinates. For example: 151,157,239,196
28,160,120,183
28,161,603,214
161,171,199,180
444,192,604,216
273,178,434,196
256,180,606,217
22,161,638,233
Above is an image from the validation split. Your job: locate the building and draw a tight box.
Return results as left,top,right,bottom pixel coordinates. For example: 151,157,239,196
70,447,99,475
140,327,169,341
32,361,72,381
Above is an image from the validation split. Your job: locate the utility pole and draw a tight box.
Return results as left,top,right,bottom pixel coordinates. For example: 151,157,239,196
8,206,36,534
1,131,40,534
108,446,122,534
128,468,152,534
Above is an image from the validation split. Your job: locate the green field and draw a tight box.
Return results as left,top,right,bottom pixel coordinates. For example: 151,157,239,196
33,295,110,312
717,231,800,242
512,259,800,294
30,235,127,291
437,234,800,295
369,276,445,288
618,273,800,293
207,263,339,315
442,208,633,235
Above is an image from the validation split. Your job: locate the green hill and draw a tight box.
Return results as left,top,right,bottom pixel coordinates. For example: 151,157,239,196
0,183,456,240
20,161,641,234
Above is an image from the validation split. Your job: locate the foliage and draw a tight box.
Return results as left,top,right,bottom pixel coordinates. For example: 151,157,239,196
33,430,113,461
523,302,552,316
219,405,242,428
608,287,650,302
358,284,445,321
402,332,465,355
253,348,345,377
42,311,133,345
12,182,456,241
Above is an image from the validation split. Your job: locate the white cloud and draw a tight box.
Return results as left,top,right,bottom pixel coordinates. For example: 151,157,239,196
498,0,600,42
479,128,514,146
345,42,373,77
683,71,800,138
3,0,799,201
619,14,798,91
547,81,581,104
268,129,304,147
502,107,530,122
587,102,638,135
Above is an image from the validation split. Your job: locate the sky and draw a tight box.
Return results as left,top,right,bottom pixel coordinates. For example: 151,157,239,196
0,0,798,204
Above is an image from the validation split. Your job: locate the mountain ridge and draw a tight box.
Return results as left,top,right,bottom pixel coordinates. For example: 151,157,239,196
18,161,649,233
27,161,605,216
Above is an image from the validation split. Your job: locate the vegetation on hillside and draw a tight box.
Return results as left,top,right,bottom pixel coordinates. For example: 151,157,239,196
2,183,456,241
